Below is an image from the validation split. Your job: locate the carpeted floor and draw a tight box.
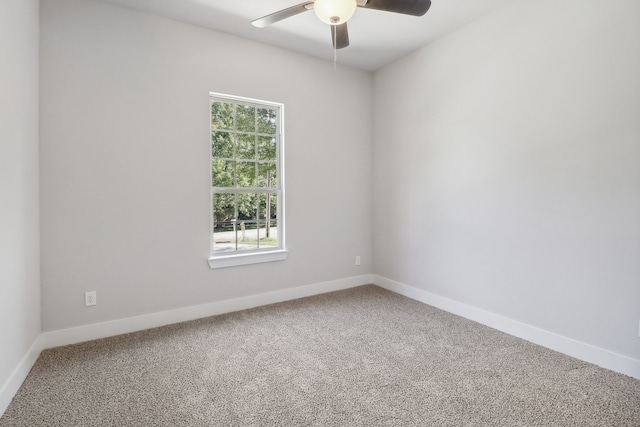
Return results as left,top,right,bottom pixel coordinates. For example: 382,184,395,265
1,285,639,426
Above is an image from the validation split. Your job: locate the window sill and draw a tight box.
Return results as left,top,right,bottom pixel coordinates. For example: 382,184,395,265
208,249,289,269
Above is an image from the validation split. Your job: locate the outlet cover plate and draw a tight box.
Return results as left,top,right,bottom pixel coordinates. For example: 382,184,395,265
85,291,97,307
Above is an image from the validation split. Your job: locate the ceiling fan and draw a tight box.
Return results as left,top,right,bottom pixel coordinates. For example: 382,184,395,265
251,0,432,49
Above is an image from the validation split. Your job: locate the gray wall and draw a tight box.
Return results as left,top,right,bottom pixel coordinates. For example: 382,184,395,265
0,0,41,391
40,0,373,331
373,0,640,360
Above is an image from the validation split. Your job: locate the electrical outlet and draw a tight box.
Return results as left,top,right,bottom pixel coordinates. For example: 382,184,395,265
355,256,361,266
85,291,97,307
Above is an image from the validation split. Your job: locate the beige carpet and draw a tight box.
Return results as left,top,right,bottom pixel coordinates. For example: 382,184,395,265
1,285,639,426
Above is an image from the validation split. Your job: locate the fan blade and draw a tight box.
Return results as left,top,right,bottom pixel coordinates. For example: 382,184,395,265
331,23,349,49
251,2,314,28
359,0,431,16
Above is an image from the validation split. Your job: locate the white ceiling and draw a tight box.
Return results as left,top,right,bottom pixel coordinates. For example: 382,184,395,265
101,0,513,71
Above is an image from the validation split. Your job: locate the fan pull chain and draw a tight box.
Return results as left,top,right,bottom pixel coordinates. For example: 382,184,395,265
332,25,337,70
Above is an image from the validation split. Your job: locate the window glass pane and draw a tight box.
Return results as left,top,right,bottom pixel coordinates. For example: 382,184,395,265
212,131,233,159
236,161,256,187
256,222,278,249
257,108,277,135
236,134,255,160
258,193,278,249
212,159,235,187
211,102,234,130
236,219,258,251
213,193,236,253
236,192,256,221
236,105,255,133
257,136,276,161
257,193,266,221
266,193,278,222
257,162,277,188
237,193,258,251
213,227,237,253
213,193,236,226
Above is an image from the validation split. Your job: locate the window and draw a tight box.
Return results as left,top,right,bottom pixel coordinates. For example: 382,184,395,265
208,93,287,268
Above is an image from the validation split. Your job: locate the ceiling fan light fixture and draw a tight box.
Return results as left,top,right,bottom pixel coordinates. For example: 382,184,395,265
314,0,357,25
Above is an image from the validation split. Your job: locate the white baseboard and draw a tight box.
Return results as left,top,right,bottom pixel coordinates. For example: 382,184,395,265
373,275,640,380
0,335,43,417
43,274,373,350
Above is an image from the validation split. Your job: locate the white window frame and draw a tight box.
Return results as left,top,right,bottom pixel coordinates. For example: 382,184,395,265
208,92,287,269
